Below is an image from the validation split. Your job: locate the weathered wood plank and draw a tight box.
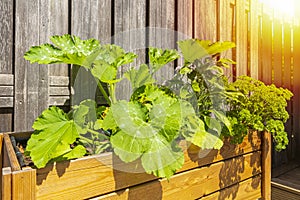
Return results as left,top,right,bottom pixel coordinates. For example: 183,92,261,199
3,134,21,171
0,133,2,197
292,25,300,158
261,13,273,85
194,0,217,41
2,167,12,200
0,86,13,96
273,19,283,87
46,0,69,77
262,132,271,200
219,0,234,80
92,152,261,200
49,76,69,87
249,0,259,79
177,0,193,39
71,0,112,104
149,0,175,84
12,168,36,200
49,97,70,106
114,0,146,100
235,0,248,76
0,97,13,108
49,87,70,96
0,0,13,74
200,175,261,200
0,74,13,86
0,108,13,132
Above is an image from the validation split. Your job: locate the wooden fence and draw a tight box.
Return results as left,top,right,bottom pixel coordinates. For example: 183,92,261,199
0,0,299,168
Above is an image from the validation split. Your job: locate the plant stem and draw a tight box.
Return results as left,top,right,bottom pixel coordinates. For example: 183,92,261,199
109,83,117,104
97,81,111,106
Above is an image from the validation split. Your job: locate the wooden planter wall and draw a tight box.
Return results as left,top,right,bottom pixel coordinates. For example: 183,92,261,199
1,131,271,200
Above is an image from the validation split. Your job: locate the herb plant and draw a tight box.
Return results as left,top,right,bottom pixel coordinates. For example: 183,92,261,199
223,75,293,151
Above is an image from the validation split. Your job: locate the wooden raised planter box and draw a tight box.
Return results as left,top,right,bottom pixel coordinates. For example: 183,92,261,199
1,131,271,200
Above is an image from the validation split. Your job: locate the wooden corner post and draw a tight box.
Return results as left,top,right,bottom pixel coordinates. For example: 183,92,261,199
262,131,271,200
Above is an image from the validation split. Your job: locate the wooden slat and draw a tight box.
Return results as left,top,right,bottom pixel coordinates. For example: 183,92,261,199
12,168,36,200
0,0,13,74
0,97,13,108
271,181,300,200
235,0,248,76
29,132,261,199
249,0,259,79
262,132,271,200
0,133,2,197
3,134,21,171
46,0,69,77
71,0,111,103
177,0,193,39
49,76,69,87
15,0,51,131
194,0,217,41
200,175,261,200
92,152,261,200
49,97,70,106
114,0,146,100
149,0,175,85
0,74,13,86
49,87,70,96
2,167,12,200
0,109,13,132
261,12,273,85
273,19,283,87
219,0,234,80
0,86,13,96
292,25,300,158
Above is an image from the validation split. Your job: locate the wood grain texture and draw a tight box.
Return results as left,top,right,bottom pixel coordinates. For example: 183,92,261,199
71,0,111,104
194,0,217,41
200,175,261,200
292,25,300,158
219,0,234,80
92,152,261,200
46,0,69,77
149,0,176,85
0,74,13,86
3,134,21,171
2,167,12,200
249,0,259,79
0,0,13,74
0,97,13,108
2,131,260,199
114,0,146,100
262,132,271,200
271,181,300,200
235,0,248,76
12,168,36,200
261,12,272,85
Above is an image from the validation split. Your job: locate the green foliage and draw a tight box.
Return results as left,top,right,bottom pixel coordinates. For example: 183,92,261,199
223,75,293,151
178,39,235,141
23,34,293,179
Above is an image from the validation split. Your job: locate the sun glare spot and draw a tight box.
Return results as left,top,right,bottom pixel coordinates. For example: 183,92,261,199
259,0,296,19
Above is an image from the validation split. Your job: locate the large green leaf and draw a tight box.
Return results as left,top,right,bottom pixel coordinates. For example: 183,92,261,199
26,106,86,168
149,47,179,73
178,39,235,63
24,34,101,68
182,115,223,149
91,60,118,83
124,64,155,91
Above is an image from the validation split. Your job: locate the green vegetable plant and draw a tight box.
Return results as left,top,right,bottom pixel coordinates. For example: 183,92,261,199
222,75,293,151
23,34,228,179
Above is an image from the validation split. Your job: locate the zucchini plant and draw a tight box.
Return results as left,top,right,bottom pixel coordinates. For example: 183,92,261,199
23,35,228,179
